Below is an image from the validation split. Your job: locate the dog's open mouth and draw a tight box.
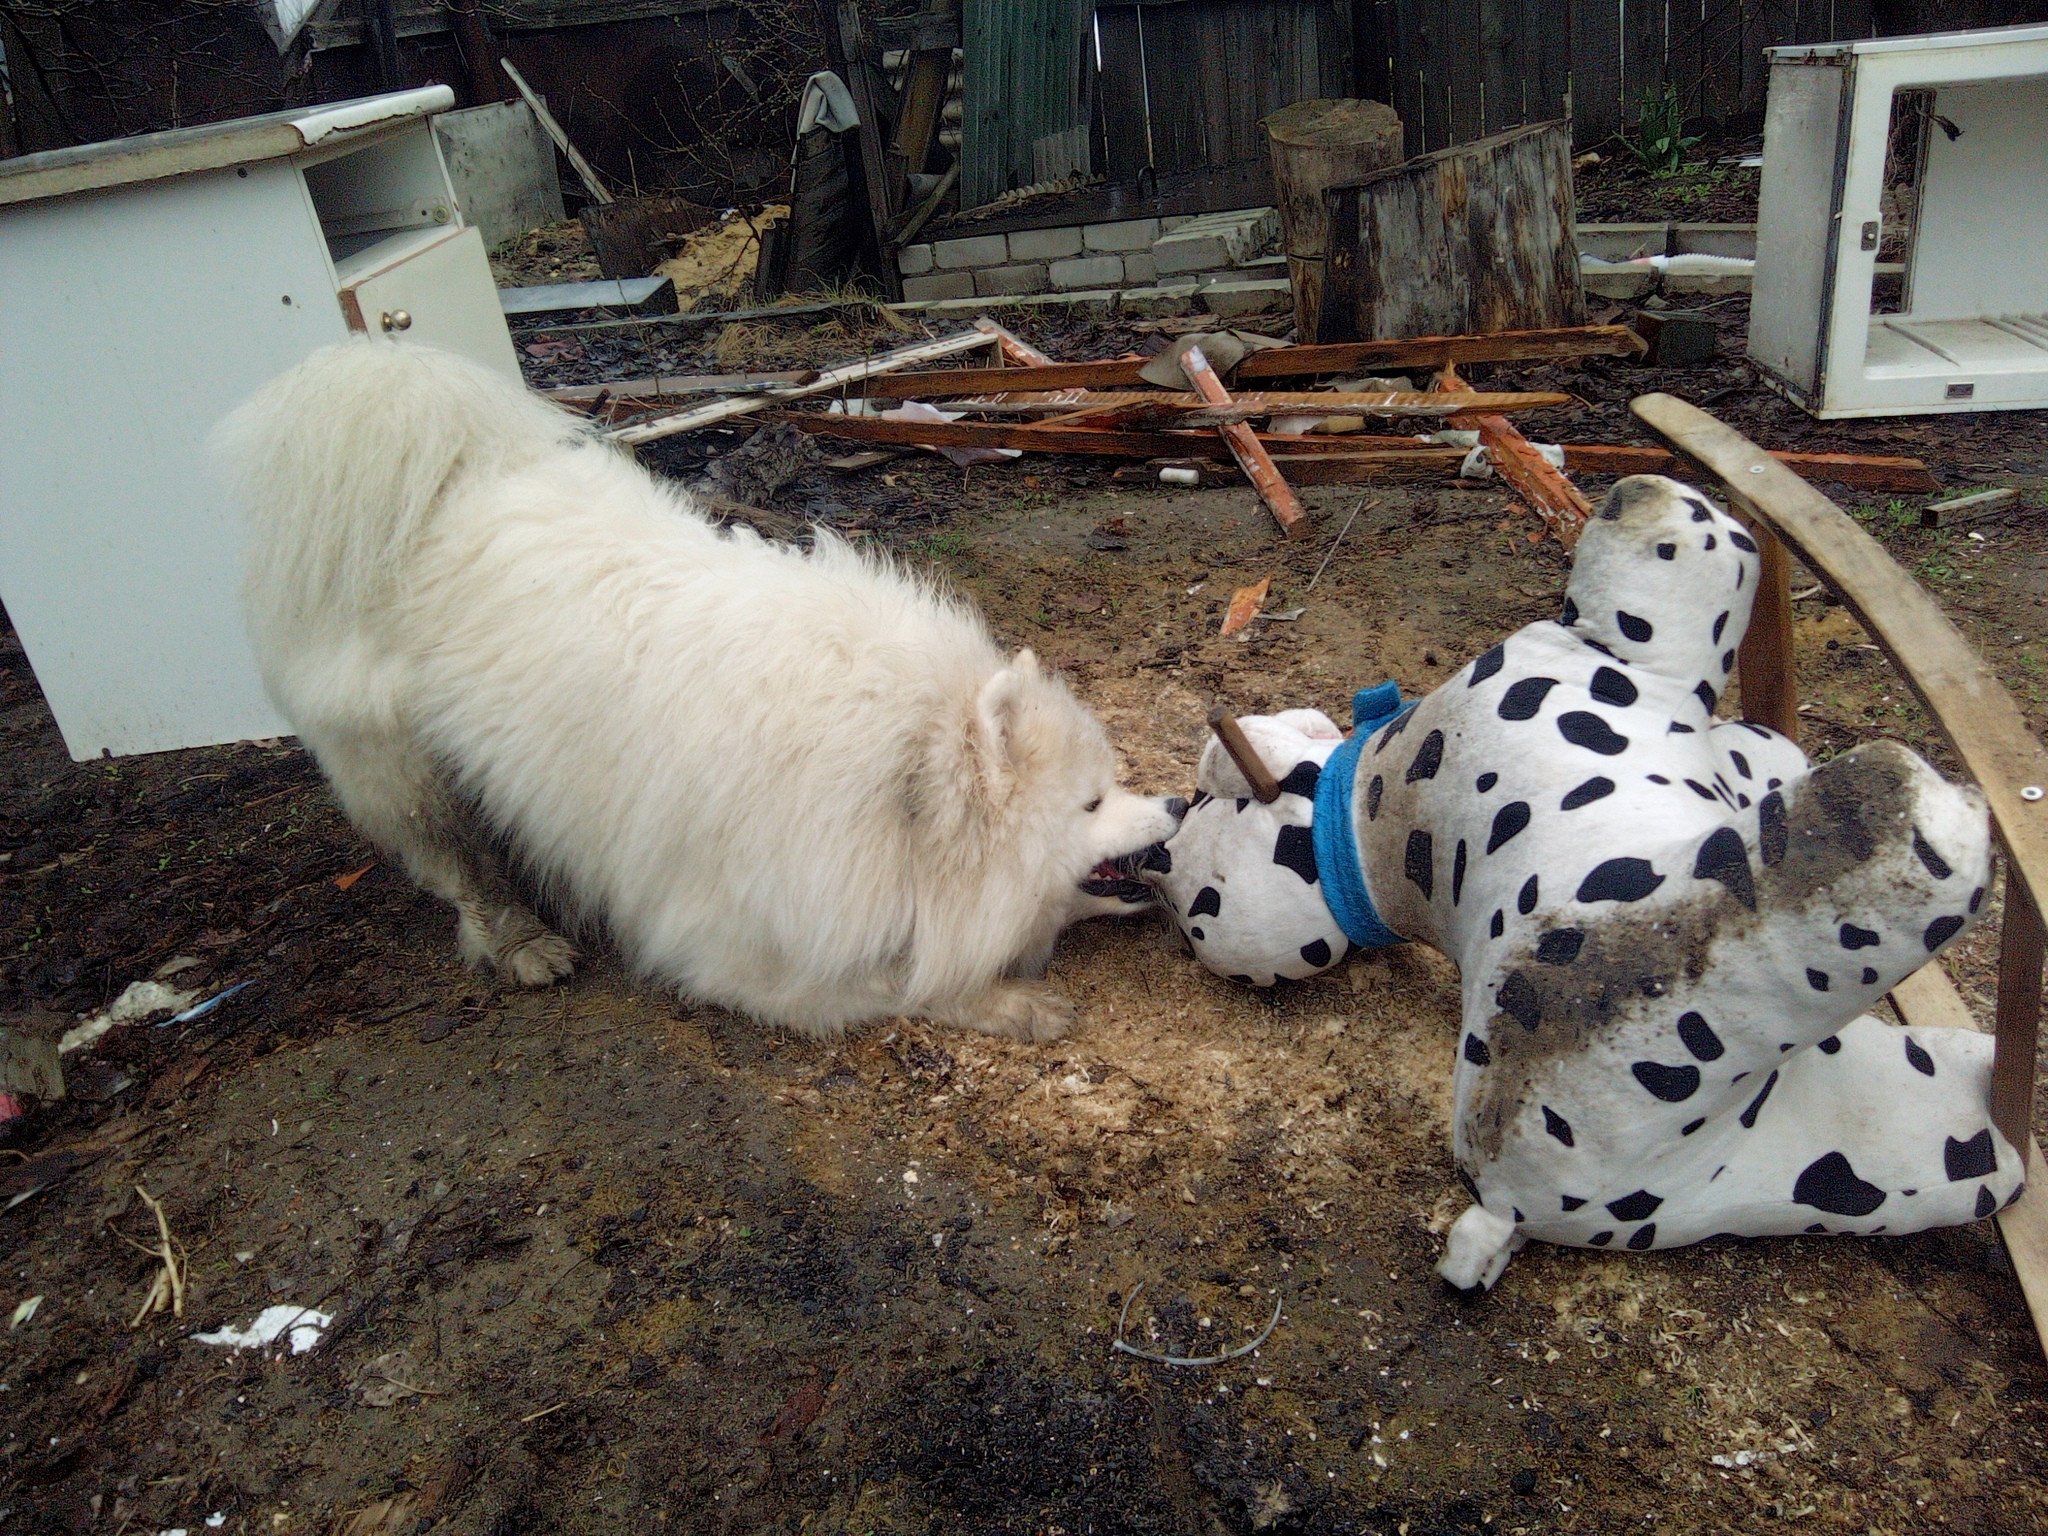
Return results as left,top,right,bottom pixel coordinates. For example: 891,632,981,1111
1080,849,1161,904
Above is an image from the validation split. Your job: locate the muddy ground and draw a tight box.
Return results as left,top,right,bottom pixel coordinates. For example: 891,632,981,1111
7,292,2048,1536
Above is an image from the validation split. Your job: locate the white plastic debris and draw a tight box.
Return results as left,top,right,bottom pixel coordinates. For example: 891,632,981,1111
60,981,198,1055
206,1514,227,1528
1580,253,1755,277
9,1295,42,1330
879,400,1022,468
192,1304,332,1355
1419,428,1566,482
1159,466,1200,485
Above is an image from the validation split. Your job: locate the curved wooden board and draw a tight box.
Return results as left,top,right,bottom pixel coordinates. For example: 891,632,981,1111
1630,393,2048,924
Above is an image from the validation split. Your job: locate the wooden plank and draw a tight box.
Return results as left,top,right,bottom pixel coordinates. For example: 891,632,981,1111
500,58,610,204
1725,494,1801,742
1631,392,2048,926
1557,443,1939,493
784,414,1459,470
1093,6,1152,185
972,317,1055,368
1179,343,1311,539
1994,871,2046,1154
1888,960,2048,1365
540,370,815,402
938,388,1572,417
610,329,996,446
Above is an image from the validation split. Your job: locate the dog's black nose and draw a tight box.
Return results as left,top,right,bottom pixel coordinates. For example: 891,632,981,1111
1165,796,1190,822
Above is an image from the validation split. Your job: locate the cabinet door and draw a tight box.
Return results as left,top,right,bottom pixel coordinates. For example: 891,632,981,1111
339,224,521,379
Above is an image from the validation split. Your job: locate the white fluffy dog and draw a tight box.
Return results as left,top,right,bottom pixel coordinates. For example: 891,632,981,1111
212,342,1179,1040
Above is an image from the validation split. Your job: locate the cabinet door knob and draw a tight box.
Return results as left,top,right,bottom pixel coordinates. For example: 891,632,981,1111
380,310,413,333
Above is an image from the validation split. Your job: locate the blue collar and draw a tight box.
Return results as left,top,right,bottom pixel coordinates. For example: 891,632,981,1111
1312,682,1408,951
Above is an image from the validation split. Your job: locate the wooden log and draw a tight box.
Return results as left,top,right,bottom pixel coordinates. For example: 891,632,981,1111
1994,869,2046,1156
1180,344,1310,540
1725,494,1800,743
1263,98,1404,343
1319,121,1584,344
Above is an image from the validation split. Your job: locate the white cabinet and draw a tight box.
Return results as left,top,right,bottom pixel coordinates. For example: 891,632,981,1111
0,88,521,759
1749,24,2048,418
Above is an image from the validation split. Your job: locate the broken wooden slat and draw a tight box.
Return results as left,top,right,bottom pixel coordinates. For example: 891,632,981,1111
973,317,1056,368
926,388,1574,420
1208,707,1283,800
610,330,999,448
1559,445,1940,493
1179,344,1310,540
542,371,817,402
1439,361,1593,546
1236,323,1646,377
1218,578,1272,638
501,58,610,206
1922,486,2020,527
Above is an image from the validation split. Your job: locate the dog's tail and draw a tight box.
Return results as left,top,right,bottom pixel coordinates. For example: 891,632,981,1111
211,340,591,634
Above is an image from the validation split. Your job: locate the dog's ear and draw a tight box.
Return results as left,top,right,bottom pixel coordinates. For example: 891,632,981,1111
974,660,1032,782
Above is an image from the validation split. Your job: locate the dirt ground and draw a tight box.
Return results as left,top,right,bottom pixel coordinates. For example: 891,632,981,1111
8,295,2048,1536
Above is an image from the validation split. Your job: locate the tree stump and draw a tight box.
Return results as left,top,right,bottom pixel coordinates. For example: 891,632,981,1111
1264,98,1404,343
1318,121,1584,344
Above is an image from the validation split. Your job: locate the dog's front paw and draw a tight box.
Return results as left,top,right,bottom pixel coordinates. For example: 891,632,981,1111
501,929,578,987
955,981,1075,1043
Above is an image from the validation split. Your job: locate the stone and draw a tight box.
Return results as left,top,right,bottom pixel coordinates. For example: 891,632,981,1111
1049,253,1124,290
973,263,1050,296
1082,217,1160,251
1119,251,1157,285
1006,225,1084,261
932,232,1009,269
895,289,1120,317
1200,278,1293,320
896,243,935,276
901,270,976,302
1117,282,1203,318
1151,207,1282,275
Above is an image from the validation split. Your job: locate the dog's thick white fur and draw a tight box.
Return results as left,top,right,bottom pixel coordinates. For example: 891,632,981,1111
212,341,1179,1040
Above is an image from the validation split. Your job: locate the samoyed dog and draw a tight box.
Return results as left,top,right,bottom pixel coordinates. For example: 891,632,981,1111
212,342,1180,1041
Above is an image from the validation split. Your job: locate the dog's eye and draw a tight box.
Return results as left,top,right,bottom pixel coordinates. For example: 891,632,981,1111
1083,796,1102,814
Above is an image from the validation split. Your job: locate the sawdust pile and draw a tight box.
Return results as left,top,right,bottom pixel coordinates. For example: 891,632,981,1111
656,205,789,312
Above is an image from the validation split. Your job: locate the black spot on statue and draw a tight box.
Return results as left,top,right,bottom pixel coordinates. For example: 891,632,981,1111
1839,923,1879,949
1531,928,1582,966
1469,644,1506,686
1588,1231,1614,1246
1627,1224,1658,1251
1191,926,1205,941
1971,886,1985,912
1693,826,1756,910
1793,1152,1888,1217
1490,909,1505,938
1905,1036,1935,1076
1695,680,1719,714
1487,801,1532,854
1806,968,1830,991
1656,543,1676,560
1464,1032,1491,1066
1704,534,1718,551
1276,760,1321,799
1728,749,1751,779
1976,1186,1998,1219
1374,705,1417,750
1925,915,1965,950
1273,825,1319,884
1647,774,1671,784
1712,612,1730,642
1688,501,1713,523
1406,830,1434,898
2010,1184,2028,1209
1669,721,1695,734
1738,1070,1779,1128
1946,1129,1997,1182
1758,790,1788,866
1367,774,1384,820
1729,528,1757,552
1236,799,1249,813
1452,839,1468,904
1684,779,1718,802
1497,971,1541,1031
1189,887,1222,919
1543,1106,1575,1145
1558,711,1629,756
1577,858,1665,904
1590,667,1638,708
1518,874,1539,914
1632,1061,1701,1102
1561,1195,1587,1211
1677,1011,1725,1061
1498,677,1559,721
1560,597,1579,626
1607,1190,1663,1222
1406,730,1446,784
1299,938,1332,968
1862,968,1878,984
1476,771,1498,792
1561,776,1615,810
1817,1035,1842,1054
1908,828,1950,878
1682,1118,1705,1135
1616,611,1654,643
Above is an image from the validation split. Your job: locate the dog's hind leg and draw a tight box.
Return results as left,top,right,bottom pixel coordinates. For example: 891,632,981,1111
307,728,578,987
929,980,1075,1043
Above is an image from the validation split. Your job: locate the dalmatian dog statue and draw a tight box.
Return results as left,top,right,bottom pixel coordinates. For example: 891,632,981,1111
1150,474,2026,1289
